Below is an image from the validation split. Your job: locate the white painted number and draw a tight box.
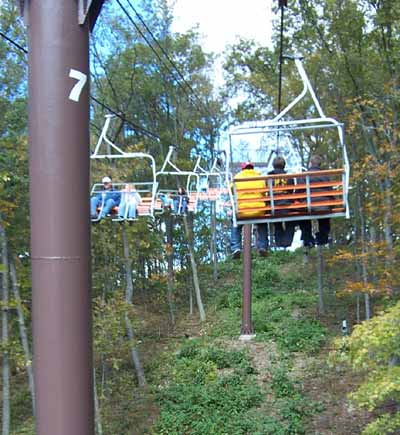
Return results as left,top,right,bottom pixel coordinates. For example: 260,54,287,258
68,69,87,102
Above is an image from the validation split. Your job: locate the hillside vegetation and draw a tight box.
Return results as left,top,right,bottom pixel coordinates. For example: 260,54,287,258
13,249,378,435
91,250,374,434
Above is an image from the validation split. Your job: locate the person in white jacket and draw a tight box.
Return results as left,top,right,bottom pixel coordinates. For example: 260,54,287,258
118,184,142,220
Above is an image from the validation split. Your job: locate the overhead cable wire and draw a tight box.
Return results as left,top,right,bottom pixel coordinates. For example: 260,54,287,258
0,30,28,54
0,32,163,142
276,0,288,156
278,0,286,115
90,96,161,141
125,0,212,117
115,0,208,117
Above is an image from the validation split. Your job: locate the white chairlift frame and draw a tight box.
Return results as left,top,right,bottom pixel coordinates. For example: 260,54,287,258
192,156,225,201
90,114,158,218
155,146,200,213
227,56,350,227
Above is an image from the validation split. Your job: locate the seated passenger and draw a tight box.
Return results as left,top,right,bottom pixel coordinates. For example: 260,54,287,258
230,162,269,259
159,192,174,209
118,183,142,220
90,176,121,220
298,155,331,246
268,156,295,248
173,187,189,215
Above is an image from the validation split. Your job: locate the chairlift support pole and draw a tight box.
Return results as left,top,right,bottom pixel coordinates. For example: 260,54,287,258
25,1,105,433
240,224,254,337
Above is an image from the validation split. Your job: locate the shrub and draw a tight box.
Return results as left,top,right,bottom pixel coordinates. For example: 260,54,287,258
330,301,400,434
154,341,263,435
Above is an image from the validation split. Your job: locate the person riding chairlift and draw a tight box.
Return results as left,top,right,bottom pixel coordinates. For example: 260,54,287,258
90,176,121,221
173,187,189,215
159,192,174,209
230,162,269,259
118,183,142,220
298,154,332,246
268,156,296,248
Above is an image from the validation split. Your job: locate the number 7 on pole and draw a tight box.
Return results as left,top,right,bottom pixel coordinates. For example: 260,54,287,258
68,68,87,102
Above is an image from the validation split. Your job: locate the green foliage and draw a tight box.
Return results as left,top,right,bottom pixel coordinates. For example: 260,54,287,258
330,302,400,433
269,364,325,434
214,257,327,352
154,340,263,435
253,296,326,353
93,295,138,369
350,367,400,411
338,302,400,370
362,412,400,435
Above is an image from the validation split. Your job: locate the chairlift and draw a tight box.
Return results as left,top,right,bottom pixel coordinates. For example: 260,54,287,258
192,156,226,202
90,114,158,222
155,146,200,215
227,56,350,227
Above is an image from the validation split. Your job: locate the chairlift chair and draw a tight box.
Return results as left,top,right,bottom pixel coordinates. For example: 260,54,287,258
155,146,200,215
192,156,226,202
227,56,350,227
90,114,158,222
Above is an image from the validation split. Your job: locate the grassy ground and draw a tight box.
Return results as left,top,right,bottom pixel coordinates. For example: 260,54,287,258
145,249,372,434
8,248,373,434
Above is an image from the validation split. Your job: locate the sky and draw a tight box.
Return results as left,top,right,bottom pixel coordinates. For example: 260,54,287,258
168,0,274,89
169,0,274,55
166,0,303,179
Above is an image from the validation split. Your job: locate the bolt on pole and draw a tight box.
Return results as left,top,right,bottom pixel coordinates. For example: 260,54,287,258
28,1,94,434
240,224,254,337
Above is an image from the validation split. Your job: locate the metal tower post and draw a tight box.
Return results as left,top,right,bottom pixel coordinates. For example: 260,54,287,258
240,224,254,337
28,1,94,433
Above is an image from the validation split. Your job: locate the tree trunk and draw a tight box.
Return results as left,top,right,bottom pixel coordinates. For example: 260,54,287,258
124,314,146,387
316,245,325,315
9,258,35,416
210,201,218,281
100,231,114,297
357,189,371,320
0,223,10,435
383,176,393,251
187,256,193,316
121,228,146,387
93,369,103,435
165,214,175,324
183,215,206,322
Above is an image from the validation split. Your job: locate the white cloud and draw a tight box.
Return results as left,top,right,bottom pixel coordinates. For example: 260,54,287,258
169,0,274,54
169,0,274,89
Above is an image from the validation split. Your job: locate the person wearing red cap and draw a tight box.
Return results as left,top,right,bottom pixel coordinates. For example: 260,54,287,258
230,162,269,258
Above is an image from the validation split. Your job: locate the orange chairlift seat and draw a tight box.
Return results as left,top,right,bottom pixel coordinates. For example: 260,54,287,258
154,146,200,215
90,114,158,222
227,56,350,227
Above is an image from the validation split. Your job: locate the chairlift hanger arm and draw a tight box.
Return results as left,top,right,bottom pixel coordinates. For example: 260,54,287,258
159,146,179,173
193,155,203,173
92,115,125,157
272,57,326,122
194,158,209,175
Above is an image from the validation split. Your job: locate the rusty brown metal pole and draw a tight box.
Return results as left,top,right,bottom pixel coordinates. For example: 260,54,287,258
28,1,94,434
241,224,254,336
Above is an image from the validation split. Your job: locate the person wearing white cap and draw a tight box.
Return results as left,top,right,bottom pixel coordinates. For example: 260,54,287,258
90,176,121,220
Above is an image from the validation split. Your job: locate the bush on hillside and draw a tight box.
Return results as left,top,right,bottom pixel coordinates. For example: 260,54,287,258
330,301,400,434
